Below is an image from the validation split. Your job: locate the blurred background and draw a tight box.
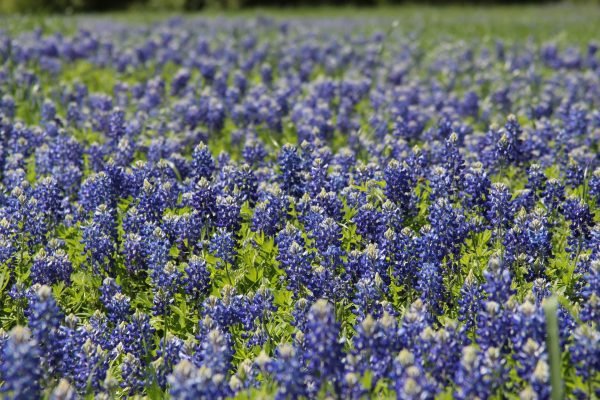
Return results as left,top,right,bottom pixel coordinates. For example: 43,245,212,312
1,0,598,13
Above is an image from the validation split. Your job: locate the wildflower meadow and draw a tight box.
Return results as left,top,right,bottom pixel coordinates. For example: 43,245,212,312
0,7,599,399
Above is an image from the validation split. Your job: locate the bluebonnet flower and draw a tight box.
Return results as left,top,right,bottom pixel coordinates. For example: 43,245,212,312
417,262,445,315
242,138,268,167
512,337,547,388
486,182,513,232
41,98,57,123
563,196,594,255
100,278,131,324
31,245,73,286
0,327,42,400
503,209,553,280
152,261,183,316
590,167,600,203
313,189,344,222
107,107,125,142
542,178,565,213
79,172,115,213
453,346,508,400
26,285,64,380
191,143,215,181
32,176,62,218
168,360,230,400
115,310,155,360
384,160,416,217
288,298,310,333
509,300,546,357
391,349,439,400
579,259,599,324
194,325,233,377
353,202,385,243
228,358,258,395
565,158,585,188
246,287,277,346
143,225,171,274
462,162,490,209
266,344,308,400
428,197,471,260
350,313,398,385
428,166,453,203
494,115,525,166
415,224,447,266
215,195,241,232
67,335,109,393
84,311,112,349
310,216,342,258
120,353,147,395
165,211,202,251
201,288,254,331
184,255,211,302
397,299,431,351
154,334,184,389
209,228,237,266
183,177,216,227
82,204,117,274
50,379,78,400
123,232,145,274
569,324,600,388
171,68,191,95
527,359,552,400
385,227,418,288
252,190,289,236
137,178,177,222
441,132,465,195
279,239,313,295
303,299,344,396
457,272,484,338
352,274,387,321
420,323,462,386
278,144,305,198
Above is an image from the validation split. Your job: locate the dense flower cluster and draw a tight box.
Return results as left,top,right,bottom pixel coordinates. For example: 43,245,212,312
0,14,598,399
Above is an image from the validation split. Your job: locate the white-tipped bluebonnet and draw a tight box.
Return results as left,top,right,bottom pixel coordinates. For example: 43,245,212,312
266,344,308,400
184,255,211,303
453,346,508,400
168,360,230,400
417,262,445,316
99,278,131,324
569,324,600,394
303,299,344,396
391,349,439,400
31,245,73,286
120,353,147,395
0,326,42,399
541,178,565,213
579,259,599,324
384,160,417,218
81,204,117,274
350,313,398,385
26,285,64,380
191,143,215,181
563,196,594,255
278,144,305,198
50,379,78,400
397,299,431,351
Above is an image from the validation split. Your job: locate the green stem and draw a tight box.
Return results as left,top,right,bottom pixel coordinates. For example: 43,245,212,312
224,262,233,286
543,296,564,400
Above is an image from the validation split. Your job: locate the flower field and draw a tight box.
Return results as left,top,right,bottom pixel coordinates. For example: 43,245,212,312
0,8,599,399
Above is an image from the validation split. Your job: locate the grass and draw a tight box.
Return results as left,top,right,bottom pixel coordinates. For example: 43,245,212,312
1,4,600,44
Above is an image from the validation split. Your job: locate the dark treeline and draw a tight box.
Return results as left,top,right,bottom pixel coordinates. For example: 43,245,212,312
4,0,596,13
4,0,594,13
